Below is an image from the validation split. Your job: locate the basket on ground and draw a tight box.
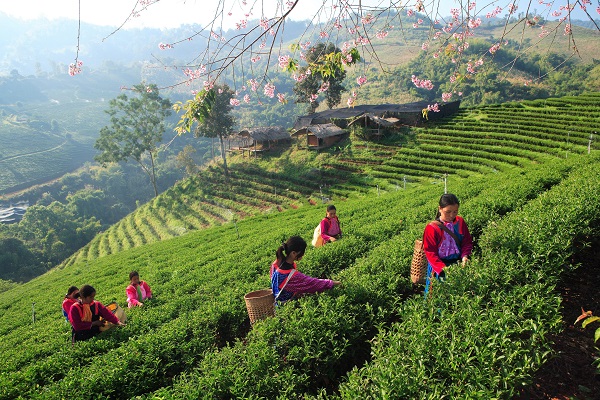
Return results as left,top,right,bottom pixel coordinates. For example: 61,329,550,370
410,239,427,284
244,289,275,325
99,302,127,332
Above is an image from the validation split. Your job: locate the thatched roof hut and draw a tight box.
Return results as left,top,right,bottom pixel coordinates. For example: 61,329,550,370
291,123,347,150
227,126,291,157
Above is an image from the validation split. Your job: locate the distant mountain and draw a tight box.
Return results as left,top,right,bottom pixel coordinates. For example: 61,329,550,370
0,13,309,77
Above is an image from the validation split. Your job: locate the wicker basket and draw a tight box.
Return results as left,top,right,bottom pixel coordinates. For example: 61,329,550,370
410,239,427,284
244,289,275,325
99,302,127,332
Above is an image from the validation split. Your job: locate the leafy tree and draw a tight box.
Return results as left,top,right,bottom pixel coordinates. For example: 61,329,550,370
293,42,348,113
173,84,235,177
176,145,199,177
94,83,172,197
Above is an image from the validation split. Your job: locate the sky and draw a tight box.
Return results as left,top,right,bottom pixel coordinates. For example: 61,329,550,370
0,0,593,30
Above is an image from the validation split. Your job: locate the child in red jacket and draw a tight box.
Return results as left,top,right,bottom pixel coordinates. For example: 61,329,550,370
423,193,473,296
126,271,152,308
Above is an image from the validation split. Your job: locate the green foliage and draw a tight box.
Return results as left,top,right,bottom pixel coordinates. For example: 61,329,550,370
292,43,352,113
95,83,172,197
1,94,599,398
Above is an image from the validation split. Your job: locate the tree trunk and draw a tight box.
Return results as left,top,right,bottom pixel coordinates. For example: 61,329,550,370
149,151,159,197
219,134,229,178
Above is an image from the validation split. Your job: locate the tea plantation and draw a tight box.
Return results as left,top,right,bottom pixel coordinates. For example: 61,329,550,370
0,93,599,399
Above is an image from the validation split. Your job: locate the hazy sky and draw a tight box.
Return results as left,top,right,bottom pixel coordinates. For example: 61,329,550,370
0,0,591,30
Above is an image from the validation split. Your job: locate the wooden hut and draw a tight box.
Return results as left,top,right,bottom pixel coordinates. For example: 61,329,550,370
228,126,291,157
291,123,347,150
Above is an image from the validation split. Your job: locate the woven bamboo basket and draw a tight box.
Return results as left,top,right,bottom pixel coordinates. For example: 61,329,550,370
244,289,275,325
410,239,427,284
99,302,126,332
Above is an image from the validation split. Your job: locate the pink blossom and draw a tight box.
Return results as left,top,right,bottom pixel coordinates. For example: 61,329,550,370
508,3,518,14
278,55,292,69
230,98,240,106
468,18,482,29
310,94,318,103
407,9,414,17
347,97,355,107
564,24,572,35
243,94,251,103
259,18,270,31
376,30,389,39
427,103,440,112
411,75,434,90
318,81,330,93
68,60,83,76
277,93,286,103
356,76,367,86
248,79,259,92
442,92,453,102
264,82,275,98
158,42,173,50
319,31,329,38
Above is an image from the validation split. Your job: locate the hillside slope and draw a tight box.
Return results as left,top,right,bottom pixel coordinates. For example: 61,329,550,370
63,92,600,265
0,93,599,399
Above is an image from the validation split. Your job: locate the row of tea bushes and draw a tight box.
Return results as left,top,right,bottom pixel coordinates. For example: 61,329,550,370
338,154,600,398
140,156,591,399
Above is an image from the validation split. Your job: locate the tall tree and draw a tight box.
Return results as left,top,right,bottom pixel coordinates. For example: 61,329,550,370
94,83,172,197
173,84,235,178
293,43,347,114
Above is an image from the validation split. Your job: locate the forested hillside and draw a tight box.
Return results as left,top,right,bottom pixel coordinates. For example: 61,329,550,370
0,92,598,399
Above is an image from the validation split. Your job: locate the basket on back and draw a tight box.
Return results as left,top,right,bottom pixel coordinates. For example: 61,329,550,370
244,289,275,325
410,239,427,284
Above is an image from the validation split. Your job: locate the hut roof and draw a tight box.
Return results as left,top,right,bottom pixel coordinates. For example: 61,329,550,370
293,100,461,129
291,123,346,138
348,114,400,128
238,126,290,141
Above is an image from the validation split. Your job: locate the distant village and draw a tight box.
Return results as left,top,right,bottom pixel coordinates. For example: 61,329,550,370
227,100,460,155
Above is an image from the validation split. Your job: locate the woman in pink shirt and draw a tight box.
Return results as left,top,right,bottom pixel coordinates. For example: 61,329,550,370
126,271,152,308
270,236,341,303
69,285,124,342
62,286,79,322
320,205,342,244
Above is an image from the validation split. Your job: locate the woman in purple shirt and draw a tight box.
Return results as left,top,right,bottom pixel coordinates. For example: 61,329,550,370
270,236,341,303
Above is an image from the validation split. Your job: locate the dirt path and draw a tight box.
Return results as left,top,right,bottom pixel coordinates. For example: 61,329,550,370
516,245,600,399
